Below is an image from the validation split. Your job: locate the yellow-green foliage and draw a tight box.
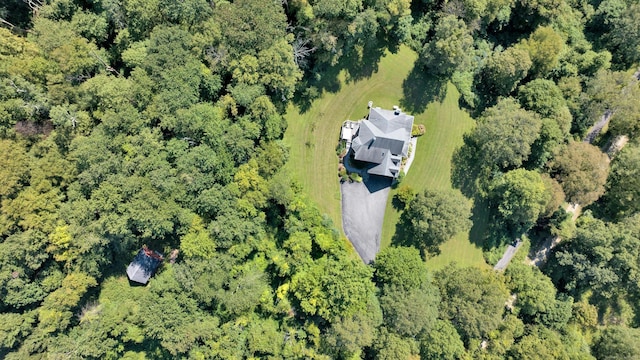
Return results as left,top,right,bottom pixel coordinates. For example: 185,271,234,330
180,215,216,259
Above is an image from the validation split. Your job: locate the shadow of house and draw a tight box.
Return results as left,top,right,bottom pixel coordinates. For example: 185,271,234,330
363,175,393,193
127,246,164,285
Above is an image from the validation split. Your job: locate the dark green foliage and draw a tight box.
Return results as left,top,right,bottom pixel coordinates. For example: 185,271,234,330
518,79,572,137
470,98,542,170
217,0,287,58
608,82,640,141
604,144,640,219
373,246,439,339
576,69,628,136
373,327,420,360
507,326,573,360
379,284,439,337
420,15,474,76
490,169,551,233
482,45,532,97
604,3,640,68
394,189,472,254
322,294,382,358
420,319,466,360
545,213,640,322
506,264,558,320
1,0,639,357
592,326,640,360
436,265,509,344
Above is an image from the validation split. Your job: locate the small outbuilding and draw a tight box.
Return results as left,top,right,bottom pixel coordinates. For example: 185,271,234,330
127,246,164,284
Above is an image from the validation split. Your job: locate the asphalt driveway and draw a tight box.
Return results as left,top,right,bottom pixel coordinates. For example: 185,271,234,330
341,175,392,263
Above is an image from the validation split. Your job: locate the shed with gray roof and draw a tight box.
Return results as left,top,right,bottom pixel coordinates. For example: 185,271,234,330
127,246,164,284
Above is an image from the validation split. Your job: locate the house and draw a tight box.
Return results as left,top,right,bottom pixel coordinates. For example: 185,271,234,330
127,246,164,284
349,106,414,178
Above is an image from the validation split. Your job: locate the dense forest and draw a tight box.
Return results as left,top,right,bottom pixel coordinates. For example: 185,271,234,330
1,0,640,358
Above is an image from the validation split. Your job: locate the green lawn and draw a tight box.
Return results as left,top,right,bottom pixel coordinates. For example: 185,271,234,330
283,46,417,229
283,46,487,270
380,82,489,270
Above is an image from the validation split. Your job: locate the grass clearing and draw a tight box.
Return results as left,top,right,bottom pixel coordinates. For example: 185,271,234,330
283,46,487,269
283,46,416,229
380,82,488,271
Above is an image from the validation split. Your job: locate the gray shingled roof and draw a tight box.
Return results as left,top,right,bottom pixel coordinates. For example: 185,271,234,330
351,107,414,177
127,249,163,284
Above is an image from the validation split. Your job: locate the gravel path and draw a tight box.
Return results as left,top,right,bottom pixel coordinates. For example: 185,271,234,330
583,110,613,143
517,69,639,271
494,239,523,271
341,176,392,263
402,137,418,174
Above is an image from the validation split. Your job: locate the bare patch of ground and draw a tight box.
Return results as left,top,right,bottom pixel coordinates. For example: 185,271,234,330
526,236,562,266
526,203,580,266
606,135,629,158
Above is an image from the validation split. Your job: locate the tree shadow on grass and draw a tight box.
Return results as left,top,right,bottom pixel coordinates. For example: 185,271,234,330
470,198,527,255
292,39,391,114
451,139,503,251
450,137,484,199
400,63,448,114
341,42,387,84
391,195,405,211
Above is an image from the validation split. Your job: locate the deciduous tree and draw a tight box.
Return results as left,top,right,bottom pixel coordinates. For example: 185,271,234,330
436,265,509,344
604,144,640,219
551,142,609,206
592,326,640,360
394,189,472,254
469,97,542,170
482,46,532,96
290,255,375,321
421,15,474,76
490,169,551,233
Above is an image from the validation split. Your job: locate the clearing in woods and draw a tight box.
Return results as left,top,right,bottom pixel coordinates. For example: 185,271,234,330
283,46,487,270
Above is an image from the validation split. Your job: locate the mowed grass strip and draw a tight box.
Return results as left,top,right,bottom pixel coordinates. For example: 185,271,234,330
283,46,417,230
284,47,487,269
380,82,488,270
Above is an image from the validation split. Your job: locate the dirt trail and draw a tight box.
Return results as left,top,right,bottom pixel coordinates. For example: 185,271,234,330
518,70,639,270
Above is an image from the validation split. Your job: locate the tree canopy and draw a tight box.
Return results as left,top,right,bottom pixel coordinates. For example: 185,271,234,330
394,189,472,254
551,142,610,206
1,0,638,357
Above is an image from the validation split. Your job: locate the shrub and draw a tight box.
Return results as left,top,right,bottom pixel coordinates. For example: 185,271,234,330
336,141,346,158
412,124,426,137
338,165,349,182
349,172,363,182
394,185,416,209
392,171,405,188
